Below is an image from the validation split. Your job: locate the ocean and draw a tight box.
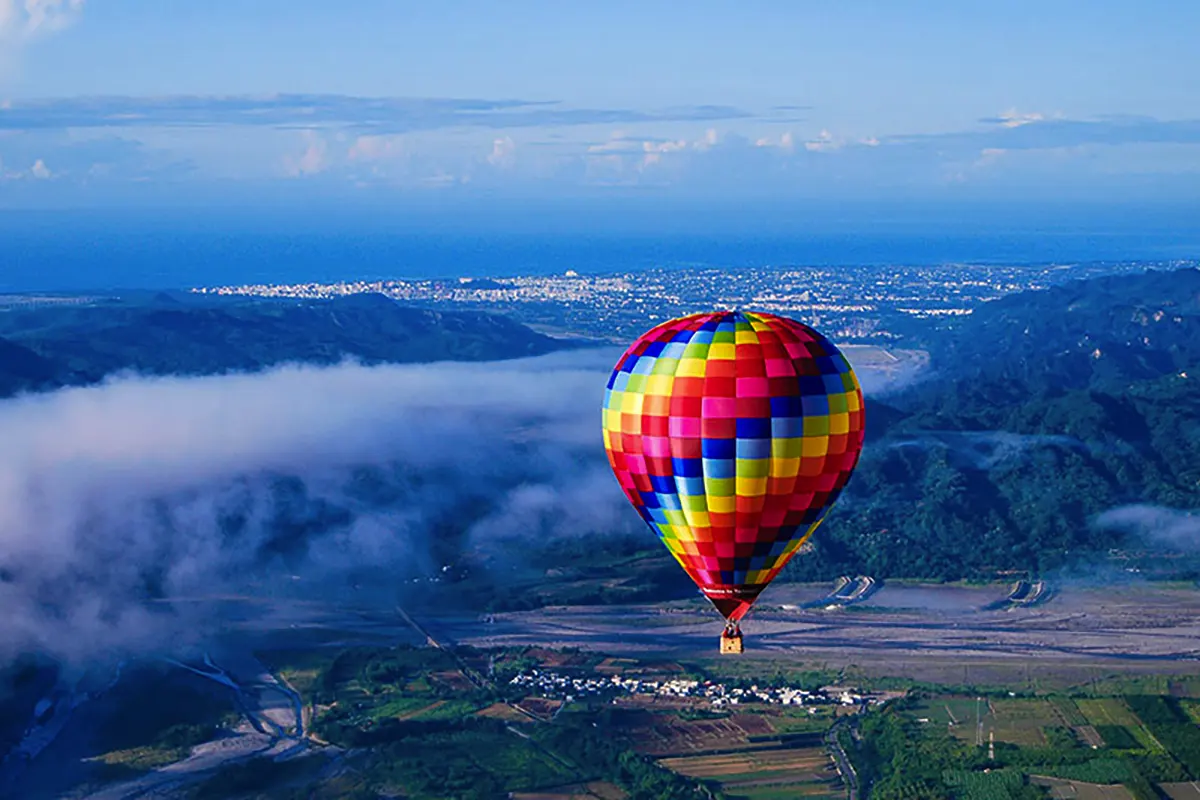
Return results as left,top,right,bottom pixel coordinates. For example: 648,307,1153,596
1,207,1198,293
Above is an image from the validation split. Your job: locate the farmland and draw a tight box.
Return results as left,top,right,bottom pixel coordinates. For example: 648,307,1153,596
260,639,1200,800
853,679,1200,800
16,580,1200,799
662,746,843,800
255,644,859,799
1161,783,1200,800
1032,777,1136,800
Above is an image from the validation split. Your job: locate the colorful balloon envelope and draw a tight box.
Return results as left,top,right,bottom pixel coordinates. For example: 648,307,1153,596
602,311,866,624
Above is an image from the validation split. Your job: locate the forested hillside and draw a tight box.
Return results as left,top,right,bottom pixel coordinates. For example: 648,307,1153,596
800,267,1200,580
0,292,574,397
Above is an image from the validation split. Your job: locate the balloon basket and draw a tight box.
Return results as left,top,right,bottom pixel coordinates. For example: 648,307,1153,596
720,629,744,655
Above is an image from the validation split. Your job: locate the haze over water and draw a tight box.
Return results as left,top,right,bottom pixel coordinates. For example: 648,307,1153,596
4,206,1198,293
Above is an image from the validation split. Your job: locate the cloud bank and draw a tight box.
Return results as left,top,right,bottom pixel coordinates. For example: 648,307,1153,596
0,345,914,666
3,95,1199,201
0,350,635,665
0,94,748,132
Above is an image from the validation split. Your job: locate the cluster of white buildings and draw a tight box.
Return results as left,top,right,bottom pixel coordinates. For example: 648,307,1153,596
509,670,866,709
190,273,637,305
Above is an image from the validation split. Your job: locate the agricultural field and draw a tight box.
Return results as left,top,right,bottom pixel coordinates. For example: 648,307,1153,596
906,695,986,730
993,698,1069,747
766,707,839,734
611,708,785,757
1032,777,1136,800
865,681,1200,800
944,768,1032,800
60,635,1200,800
1160,783,1200,800
1075,698,1163,751
511,782,628,800
662,746,843,800
906,695,1068,747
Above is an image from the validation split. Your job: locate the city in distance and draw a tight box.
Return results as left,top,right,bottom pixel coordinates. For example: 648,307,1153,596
3,1,1200,799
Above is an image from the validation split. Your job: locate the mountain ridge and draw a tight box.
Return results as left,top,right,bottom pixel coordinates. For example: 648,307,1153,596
0,293,580,397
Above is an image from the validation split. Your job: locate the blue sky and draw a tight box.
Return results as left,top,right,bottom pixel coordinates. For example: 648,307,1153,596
1,0,1199,211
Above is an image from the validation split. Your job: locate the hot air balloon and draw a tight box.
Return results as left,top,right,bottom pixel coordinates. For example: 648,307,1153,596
602,311,865,653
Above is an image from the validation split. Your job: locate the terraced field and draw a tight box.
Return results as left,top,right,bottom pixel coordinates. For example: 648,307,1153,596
662,746,842,800
618,710,780,757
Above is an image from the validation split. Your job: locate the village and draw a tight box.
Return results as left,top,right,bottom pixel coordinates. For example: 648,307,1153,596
509,669,881,709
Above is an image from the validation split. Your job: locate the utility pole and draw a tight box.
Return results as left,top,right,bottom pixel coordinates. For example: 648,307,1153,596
975,697,984,747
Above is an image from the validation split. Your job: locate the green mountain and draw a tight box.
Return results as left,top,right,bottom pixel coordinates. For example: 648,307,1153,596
0,293,575,397
796,267,1200,581
1,271,1196,585
905,266,1200,422
0,336,63,396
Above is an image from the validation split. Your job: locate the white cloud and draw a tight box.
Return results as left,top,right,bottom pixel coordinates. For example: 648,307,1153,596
586,132,641,155
0,0,84,83
0,0,84,40
1094,505,1200,550
643,139,688,155
0,353,645,663
804,129,842,152
996,109,1046,128
755,131,794,152
0,154,55,180
639,138,687,168
487,135,516,169
587,130,723,173
347,133,405,162
282,131,329,177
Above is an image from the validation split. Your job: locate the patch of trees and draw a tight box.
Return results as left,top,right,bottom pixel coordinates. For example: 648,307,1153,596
1124,695,1200,778
534,717,720,800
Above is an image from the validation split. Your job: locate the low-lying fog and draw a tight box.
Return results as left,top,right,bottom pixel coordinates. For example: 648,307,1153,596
2,341,1183,670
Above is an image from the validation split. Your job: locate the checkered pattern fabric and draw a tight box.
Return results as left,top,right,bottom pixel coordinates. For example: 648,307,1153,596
602,311,865,621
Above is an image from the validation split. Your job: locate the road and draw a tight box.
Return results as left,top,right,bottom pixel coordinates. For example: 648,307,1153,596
395,604,581,775
826,718,860,800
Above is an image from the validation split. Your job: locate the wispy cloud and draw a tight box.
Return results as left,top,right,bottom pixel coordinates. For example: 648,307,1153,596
4,94,1199,200
282,130,329,177
0,131,193,184
0,0,85,83
0,93,750,132
0,0,84,41
344,133,402,167
1094,505,1200,551
890,113,1200,150
983,109,1051,129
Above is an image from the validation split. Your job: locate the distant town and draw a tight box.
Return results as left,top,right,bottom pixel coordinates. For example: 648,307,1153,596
191,259,1186,343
